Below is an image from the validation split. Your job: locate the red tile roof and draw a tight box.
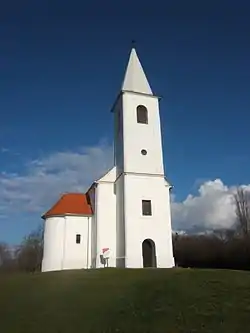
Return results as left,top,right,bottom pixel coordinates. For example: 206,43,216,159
42,193,93,219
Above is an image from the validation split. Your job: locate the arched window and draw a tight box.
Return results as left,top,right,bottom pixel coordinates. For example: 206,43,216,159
136,105,148,124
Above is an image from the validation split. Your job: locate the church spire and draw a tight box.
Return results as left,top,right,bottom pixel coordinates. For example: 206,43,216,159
121,48,153,95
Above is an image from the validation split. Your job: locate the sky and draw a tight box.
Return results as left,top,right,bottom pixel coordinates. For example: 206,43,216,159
1,0,250,244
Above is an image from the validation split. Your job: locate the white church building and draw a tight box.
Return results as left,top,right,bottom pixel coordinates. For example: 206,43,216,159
41,48,175,272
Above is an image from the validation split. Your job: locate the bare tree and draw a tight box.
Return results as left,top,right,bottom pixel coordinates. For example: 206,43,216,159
0,243,8,266
0,242,13,271
234,187,250,237
16,225,44,272
213,228,236,242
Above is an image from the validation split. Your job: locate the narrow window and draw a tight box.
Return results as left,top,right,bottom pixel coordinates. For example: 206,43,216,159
76,234,81,244
142,200,152,216
137,105,148,124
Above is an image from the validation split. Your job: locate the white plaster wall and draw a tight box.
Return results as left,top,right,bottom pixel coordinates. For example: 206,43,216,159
42,215,92,272
122,92,164,175
98,167,117,182
123,174,174,268
62,216,92,270
113,96,124,177
42,216,65,272
115,175,126,268
88,185,97,268
95,182,116,268
91,212,97,269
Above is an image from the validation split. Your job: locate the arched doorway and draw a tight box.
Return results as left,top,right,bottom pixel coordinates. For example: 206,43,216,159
142,239,157,268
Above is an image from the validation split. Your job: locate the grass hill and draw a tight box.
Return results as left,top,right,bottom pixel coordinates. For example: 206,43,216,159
1,268,250,332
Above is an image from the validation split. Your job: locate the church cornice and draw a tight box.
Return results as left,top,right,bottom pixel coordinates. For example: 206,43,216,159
114,172,172,188
110,90,161,113
122,90,161,99
114,171,163,181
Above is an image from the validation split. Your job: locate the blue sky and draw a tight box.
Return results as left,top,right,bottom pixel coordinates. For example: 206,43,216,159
1,1,250,243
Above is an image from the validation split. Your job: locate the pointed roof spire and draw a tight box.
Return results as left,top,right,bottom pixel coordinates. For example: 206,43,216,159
121,48,153,95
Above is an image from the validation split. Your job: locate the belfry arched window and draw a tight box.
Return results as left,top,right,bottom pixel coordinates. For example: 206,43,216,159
136,105,148,124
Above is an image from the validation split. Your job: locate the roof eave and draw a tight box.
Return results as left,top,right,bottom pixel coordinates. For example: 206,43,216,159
42,212,93,220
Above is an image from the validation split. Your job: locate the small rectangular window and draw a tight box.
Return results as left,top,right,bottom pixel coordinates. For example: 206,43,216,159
76,234,81,244
142,200,152,216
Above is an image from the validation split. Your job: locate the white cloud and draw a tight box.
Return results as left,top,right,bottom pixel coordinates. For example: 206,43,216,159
1,147,20,156
0,143,249,235
1,147,9,153
172,179,250,232
0,140,113,216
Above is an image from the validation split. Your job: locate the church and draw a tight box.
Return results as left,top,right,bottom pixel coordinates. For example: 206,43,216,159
41,48,175,272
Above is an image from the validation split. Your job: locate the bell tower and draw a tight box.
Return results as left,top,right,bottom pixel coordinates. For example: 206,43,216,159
114,48,174,268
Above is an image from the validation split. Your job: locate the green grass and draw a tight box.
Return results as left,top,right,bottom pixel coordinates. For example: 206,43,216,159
1,268,250,332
